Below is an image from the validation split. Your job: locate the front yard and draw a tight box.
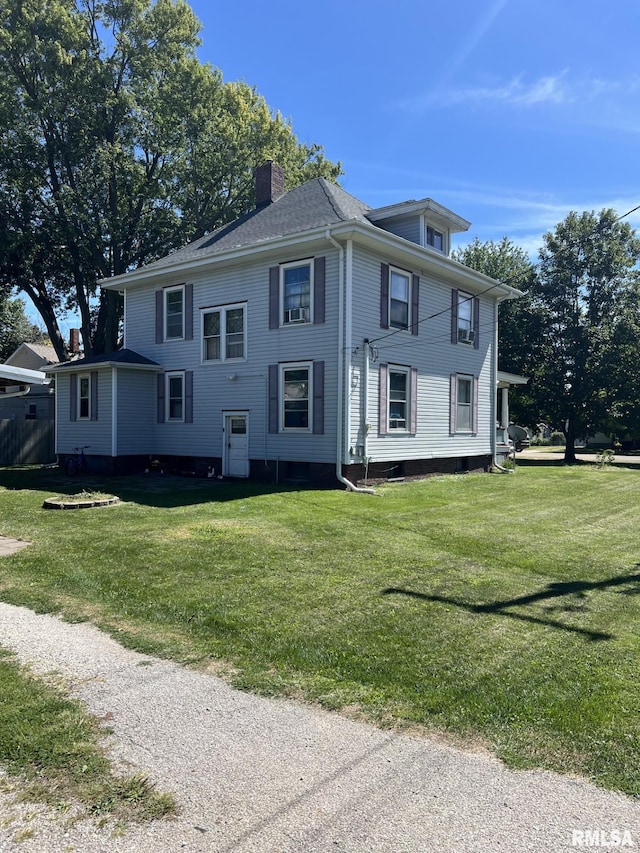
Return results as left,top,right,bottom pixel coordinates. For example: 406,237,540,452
0,463,639,796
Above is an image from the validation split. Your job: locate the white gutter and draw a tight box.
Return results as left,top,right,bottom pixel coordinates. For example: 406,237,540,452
0,386,32,399
99,219,523,303
325,230,376,495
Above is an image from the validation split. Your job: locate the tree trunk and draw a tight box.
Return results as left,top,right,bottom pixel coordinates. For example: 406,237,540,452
563,420,578,464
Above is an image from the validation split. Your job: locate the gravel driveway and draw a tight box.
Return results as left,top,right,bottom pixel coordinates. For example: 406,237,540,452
1,601,639,852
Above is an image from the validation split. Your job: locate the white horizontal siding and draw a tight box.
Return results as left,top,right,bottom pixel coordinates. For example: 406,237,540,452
348,245,495,463
55,370,113,455
115,369,156,455
124,249,342,463
376,214,421,245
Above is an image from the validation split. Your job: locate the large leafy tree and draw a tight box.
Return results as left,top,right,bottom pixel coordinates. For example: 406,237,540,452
534,209,640,461
0,295,45,362
452,237,543,425
454,220,640,461
0,0,341,360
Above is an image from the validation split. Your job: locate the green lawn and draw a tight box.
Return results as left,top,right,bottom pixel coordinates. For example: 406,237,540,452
0,463,639,797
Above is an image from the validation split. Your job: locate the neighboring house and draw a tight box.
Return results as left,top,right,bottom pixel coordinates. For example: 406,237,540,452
49,162,522,486
0,343,56,421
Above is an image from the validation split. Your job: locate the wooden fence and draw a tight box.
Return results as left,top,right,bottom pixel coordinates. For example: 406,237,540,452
0,420,56,466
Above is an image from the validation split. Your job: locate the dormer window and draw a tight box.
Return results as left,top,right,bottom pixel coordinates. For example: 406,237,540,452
425,225,444,252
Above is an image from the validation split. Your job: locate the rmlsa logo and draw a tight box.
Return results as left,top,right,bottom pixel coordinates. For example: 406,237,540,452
572,829,634,848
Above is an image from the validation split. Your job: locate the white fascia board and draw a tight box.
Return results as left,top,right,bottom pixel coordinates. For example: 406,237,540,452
46,361,161,374
497,371,530,387
98,218,522,303
367,198,471,233
329,222,524,301
0,364,51,385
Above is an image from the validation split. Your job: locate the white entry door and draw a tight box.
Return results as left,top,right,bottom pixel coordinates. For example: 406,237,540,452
223,413,249,477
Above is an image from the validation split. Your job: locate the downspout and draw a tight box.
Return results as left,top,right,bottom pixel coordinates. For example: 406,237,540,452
326,229,376,494
493,296,514,474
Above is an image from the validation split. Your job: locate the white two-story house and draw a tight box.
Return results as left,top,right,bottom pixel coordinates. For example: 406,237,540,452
49,162,521,487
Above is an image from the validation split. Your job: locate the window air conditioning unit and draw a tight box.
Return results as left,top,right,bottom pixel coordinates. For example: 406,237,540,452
458,328,475,344
286,307,308,323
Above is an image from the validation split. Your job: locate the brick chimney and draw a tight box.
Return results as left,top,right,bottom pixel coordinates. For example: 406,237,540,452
69,328,80,355
254,161,285,208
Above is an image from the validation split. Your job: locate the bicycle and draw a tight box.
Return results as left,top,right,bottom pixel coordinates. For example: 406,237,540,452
65,446,90,476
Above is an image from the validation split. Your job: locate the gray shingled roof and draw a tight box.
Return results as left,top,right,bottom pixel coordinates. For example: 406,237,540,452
141,178,372,273
48,348,161,371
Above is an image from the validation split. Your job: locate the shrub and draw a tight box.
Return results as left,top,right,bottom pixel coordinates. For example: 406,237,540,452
550,431,566,446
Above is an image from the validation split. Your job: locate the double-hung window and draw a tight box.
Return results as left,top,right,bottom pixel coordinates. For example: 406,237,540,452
202,303,246,362
456,375,473,431
282,363,311,430
78,374,90,419
451,289,479,347
450,373,478,433
380,264,419,335
164,285,184,340
282,261,312,325
166,371,184,422
388,368,409,430
379,364,417,435
390,268,411,329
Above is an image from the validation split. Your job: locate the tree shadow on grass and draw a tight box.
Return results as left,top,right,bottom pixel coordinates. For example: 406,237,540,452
0,466,309,508
382,570,640,642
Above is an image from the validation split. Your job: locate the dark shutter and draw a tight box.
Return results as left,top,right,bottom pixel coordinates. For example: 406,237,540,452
90,371,98,421
451,289,458,344
268,364,278,432
185,370,193,423
380,263,389,329
314,256,325,324
378,363,388,435
411,274,420,335
473,375,479,433
473,297,480,349
184,283,193,340
157,373,165,423
450,373,457,433
269,267,279,329
313,360,324,434
410,367,418,434
69,373,77,422
156,291,164,344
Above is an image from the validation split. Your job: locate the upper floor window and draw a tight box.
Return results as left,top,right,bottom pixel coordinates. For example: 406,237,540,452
156,283,193,344
451,289,479,347
269,258,325,330
202,304,246,362
282,261,312,325
165,285,184,340
390,268,411,329
425,225,444,252
380,264,419,335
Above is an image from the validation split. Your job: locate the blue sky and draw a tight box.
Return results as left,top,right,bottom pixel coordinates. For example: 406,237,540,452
189,0,640,257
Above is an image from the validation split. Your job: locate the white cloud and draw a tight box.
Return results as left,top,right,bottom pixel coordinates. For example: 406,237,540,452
397,72,640,115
